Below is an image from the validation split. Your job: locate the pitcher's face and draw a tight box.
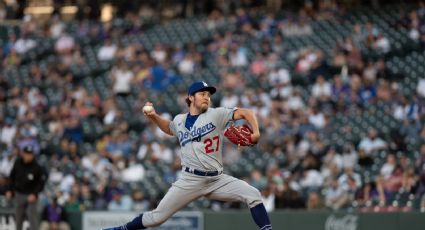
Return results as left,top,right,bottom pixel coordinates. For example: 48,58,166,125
190,91,211,113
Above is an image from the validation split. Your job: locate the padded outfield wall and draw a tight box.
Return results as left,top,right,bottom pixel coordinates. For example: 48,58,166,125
1,209,424,230
204,211,425,230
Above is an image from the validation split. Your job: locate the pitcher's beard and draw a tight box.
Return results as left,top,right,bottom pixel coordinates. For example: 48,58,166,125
200,104,208,113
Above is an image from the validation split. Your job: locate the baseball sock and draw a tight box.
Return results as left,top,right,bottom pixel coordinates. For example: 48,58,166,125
250,203,272,230
121,213,147,230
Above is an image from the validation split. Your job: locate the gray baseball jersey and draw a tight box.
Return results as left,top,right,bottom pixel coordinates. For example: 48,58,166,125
169,107,235,171
139,107,264,228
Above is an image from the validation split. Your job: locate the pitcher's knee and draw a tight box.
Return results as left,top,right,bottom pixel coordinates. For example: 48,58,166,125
246,186,263,208
145,211,169,227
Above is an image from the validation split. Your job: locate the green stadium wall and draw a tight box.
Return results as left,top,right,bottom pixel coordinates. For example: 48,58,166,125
1,209,425,230
204,211,425,230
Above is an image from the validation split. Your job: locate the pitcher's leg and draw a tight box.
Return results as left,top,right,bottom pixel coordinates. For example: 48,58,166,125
103,185,201,230
205,176,272,230
142,185,201,227
205,177,262,208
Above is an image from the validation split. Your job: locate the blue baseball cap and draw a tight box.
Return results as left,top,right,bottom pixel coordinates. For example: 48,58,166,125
187,81,216,96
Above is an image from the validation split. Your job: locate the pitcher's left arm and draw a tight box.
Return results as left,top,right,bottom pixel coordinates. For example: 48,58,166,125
232,108,260,144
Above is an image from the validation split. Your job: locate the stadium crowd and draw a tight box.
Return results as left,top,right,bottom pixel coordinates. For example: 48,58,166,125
1,1,425,227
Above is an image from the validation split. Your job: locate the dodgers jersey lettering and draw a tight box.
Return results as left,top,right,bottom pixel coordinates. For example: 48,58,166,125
169,107,236,171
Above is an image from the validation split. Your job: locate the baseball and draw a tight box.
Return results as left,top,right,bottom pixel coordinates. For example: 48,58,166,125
143,105,154,113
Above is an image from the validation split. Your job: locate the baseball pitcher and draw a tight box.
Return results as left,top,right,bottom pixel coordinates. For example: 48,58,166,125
103,81,273,230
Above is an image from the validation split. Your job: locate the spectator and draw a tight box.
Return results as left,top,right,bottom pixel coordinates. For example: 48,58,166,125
275,179,305,209
358,149,374,168
222,142,241,165
0,147,17,179
363,61,378,82
178,53,196,75
220,91,239,108
13,33,36,55
300,169,324,191
163,157,182,185
0,148,17,195
0,117,17,147
132,190,150,212
261,185,275,212
323,147,343,170
380,154,397,179
306,191,325,210
384,165,404,193
64,193,82,212
108,190,133,211
358,128,387,155
150,43,167,63
111,61,135,96
324,178,347,210
16,122,40,155
415,144,425,172
40,197,71,230
417,79,425,98
308,106,326,129
327,177,358,210
331,74,350,99
121,159,145,182
229,45,248,67
312,75,332,100
393,96,411,121
341,144,358,169
268,66,291,86
97,39,117,61
373,33,391,53
287,89,305,111
250,53,267,76
250,169,268,190
151,142,173,164
55,33,75,55
358,176,389,208
338,167,362,190
63,117,83,144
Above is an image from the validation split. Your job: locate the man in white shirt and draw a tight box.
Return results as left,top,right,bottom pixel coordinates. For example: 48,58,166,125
358,128,387,155
0,118,17,147
111,62,134,96
374,33,391,54
98,39,117,61
417,79,425,98
338,167,362,190
0,150,16,177
324,179,345,209
261,186,275,212
300,169,324,189
14,35,36,54
312,75,331,100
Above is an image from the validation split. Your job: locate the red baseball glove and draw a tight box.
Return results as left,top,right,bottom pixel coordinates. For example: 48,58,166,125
224,124,254,146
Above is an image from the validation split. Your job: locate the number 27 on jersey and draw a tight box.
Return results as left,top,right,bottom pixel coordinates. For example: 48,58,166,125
204,135,219,154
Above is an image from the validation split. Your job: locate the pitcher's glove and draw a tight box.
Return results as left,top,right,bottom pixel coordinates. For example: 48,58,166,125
224,124,254,146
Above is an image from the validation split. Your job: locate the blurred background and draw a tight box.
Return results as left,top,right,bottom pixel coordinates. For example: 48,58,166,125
0,0,425,229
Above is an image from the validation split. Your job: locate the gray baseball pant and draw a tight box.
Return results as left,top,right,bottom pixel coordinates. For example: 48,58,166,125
142,171,262,227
